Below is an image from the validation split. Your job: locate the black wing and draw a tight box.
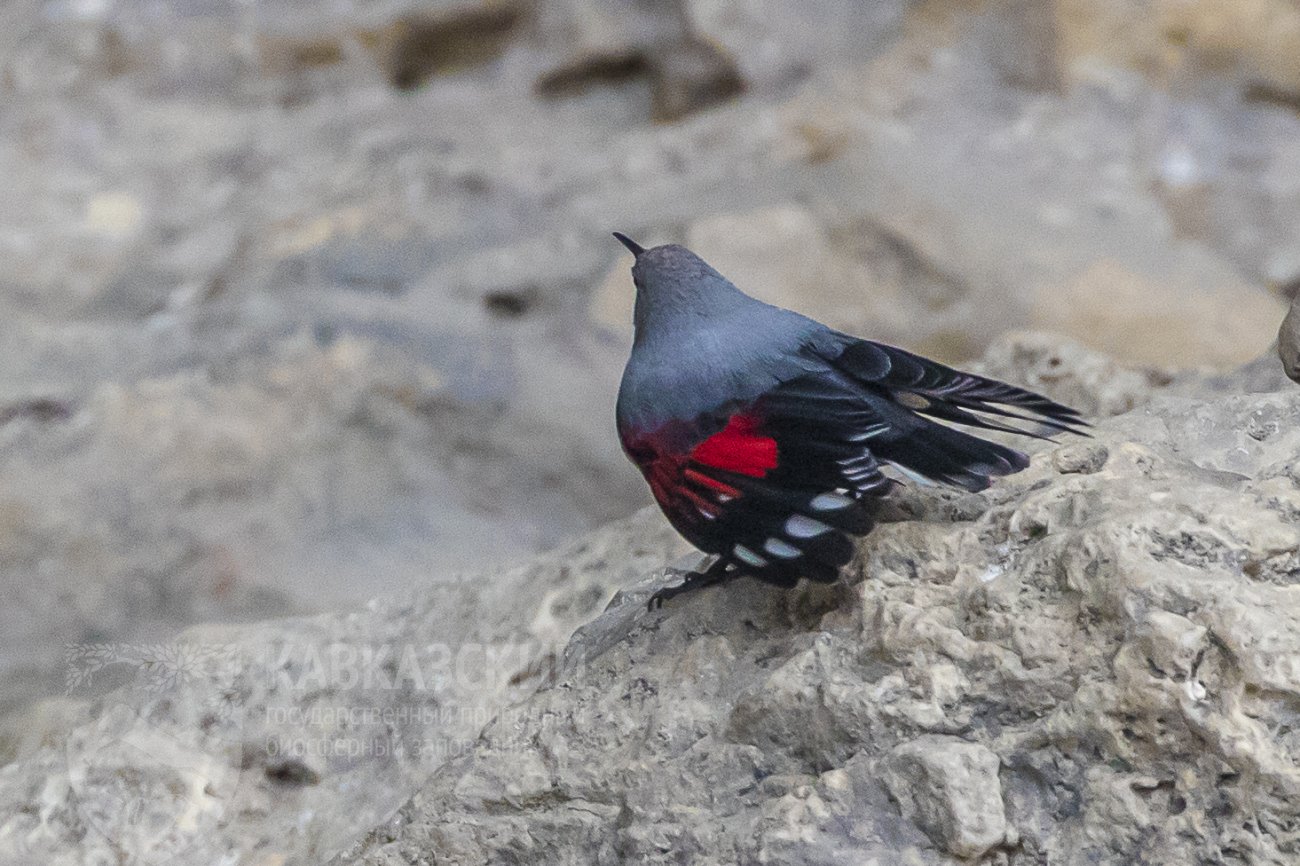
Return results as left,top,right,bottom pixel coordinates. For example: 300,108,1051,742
661,337,1086,588
687,371,898,585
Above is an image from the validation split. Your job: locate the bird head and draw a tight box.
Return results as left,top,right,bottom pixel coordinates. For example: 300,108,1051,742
611,232,753,342
611,232,737,306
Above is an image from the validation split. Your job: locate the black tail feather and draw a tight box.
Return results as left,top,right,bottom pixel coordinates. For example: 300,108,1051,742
818,337,1087,488
829,338,1090,441
870,420,1029,492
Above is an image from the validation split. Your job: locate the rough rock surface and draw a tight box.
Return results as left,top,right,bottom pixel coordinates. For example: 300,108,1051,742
0,508,687,865
882,736,1007,859
332,345,1300,866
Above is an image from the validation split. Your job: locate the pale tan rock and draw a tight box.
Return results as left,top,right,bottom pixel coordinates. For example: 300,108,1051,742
1052,0,1165,82
1158,0,1300,96
1055,0,1300,99
974,330,1173,418
687,205,868,332
1031,260,1283,367
882,736,1007,859
1137,610,1208,680
589,250,638,340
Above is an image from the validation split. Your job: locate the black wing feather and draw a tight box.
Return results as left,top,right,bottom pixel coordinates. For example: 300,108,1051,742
667,337,1086,587
829,339,1088,437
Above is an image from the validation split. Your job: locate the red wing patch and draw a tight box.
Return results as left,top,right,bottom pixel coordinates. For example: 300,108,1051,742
689,414,777,478
619,410,777,548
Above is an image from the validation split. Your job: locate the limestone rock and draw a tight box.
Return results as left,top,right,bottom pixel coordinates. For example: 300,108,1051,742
1030,260,1283,368
882,736,1007,858
1055,0,1300,101
973,331,1175,419
0,509,688,865
335,364,1300,865
687,205,867,333
6,337,1300,865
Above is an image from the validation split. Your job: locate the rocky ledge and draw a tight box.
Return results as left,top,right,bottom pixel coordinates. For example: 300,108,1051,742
4,334,1300,865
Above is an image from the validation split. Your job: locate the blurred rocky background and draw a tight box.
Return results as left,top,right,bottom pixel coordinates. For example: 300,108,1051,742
0,0,1298,861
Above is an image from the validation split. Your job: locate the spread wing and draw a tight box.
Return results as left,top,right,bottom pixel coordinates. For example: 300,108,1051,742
623,336,1086,586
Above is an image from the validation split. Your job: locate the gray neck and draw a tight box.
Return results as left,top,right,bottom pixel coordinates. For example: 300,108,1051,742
618,246,829,431
631,252,752,348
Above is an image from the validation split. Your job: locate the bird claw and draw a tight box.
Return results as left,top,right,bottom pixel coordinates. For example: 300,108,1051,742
646,559,732,611
646,579,690,611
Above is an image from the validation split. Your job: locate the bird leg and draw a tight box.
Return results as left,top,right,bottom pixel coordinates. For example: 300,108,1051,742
648,556,733,610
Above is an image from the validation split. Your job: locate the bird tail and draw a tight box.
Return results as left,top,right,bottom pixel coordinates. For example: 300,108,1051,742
829,337,1088,492
869,414,1029,492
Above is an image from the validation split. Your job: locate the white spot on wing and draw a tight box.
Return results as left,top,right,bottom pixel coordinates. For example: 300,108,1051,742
785,515,831,538
733,545,768,567
894,392,930,410
884,462,937,487
764,538,801,559
810,492,854,511
849,423,890,442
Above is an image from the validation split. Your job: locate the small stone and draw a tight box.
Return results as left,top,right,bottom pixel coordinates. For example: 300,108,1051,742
1052,441,1109,475
85,192,144,239
1139,611,1208,680
882,736,1007,859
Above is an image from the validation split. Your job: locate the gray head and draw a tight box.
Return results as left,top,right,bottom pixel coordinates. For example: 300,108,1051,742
610,232,829,429
612,233,749,344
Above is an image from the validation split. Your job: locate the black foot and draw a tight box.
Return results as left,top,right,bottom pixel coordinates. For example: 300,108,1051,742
648,557,733,610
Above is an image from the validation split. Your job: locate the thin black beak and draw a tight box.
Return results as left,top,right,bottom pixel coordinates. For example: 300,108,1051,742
612,232,645,257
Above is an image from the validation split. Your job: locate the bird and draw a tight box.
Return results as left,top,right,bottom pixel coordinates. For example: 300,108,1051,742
610,232,1088,608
